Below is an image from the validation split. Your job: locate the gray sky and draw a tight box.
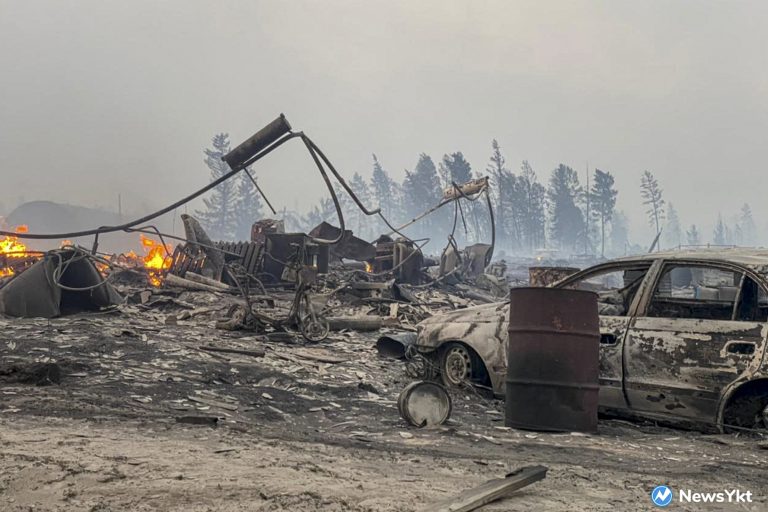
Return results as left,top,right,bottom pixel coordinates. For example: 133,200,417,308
1,0,767,244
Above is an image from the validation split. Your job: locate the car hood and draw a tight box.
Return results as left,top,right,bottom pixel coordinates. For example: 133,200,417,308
418,301,508,327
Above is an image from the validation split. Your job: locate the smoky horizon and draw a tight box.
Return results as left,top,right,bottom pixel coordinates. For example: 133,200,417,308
2,0,767,256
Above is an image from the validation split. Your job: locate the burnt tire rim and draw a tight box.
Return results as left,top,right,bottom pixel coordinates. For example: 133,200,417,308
300,315,330,342
443,345,472,386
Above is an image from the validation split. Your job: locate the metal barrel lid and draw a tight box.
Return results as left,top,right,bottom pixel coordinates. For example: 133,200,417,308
398,381,452,427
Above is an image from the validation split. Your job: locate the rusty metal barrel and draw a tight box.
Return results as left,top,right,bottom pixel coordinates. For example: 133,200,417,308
505,287,599,433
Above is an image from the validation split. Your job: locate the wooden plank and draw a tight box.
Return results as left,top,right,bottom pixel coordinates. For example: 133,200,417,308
291,348,349,364
187,395,239,411
243,242,256,273
198,346,266,358
420,466,548,512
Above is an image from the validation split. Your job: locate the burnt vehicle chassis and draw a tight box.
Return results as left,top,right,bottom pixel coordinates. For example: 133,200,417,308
414,249,768,432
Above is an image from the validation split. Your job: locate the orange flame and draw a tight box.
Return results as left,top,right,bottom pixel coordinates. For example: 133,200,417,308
365,261,374,273
0,226,31,277
139,235,173,286
1,226,174,286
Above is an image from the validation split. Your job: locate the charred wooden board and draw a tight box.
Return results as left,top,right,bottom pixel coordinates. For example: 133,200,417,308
420,465,548,512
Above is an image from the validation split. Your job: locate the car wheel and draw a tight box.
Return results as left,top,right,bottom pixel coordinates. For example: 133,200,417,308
724,392,768,432
440,342,474,388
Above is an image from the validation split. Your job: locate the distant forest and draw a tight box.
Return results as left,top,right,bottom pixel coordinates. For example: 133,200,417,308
196,134,759,258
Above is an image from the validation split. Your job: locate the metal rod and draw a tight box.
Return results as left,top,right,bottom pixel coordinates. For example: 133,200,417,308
243,167,277,215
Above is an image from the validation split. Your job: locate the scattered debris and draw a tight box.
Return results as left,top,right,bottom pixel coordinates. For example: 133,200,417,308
376,332,417,359
419,465,548,512
0,247,121,318
0,362,63,386
398,381,452,428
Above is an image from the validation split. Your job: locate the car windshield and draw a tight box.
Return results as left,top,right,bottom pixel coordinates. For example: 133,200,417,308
560,265,650,316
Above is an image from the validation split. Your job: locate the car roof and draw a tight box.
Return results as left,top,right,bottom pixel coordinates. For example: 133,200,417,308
611,248,768,277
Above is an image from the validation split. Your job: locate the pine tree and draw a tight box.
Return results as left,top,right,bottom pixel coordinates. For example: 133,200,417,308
278,207,305,233
333,183,356,233
739,203,757,246
512,160,546,251
233,172,263,240
590,169,618,257
686,224,701,245
640,170,665,237
388,180,405,226
734,223,744,246
548,164,585,252
485,141,520,251
349,172,373,239
370,154,394,221
402,154,444,239
486,141,510,246
664,202,683,249
497,170,521,250
303,197,337,231
440,152,482,242
609,211,630,256
441,152,474,185
713,214,727,245
195,133,238,240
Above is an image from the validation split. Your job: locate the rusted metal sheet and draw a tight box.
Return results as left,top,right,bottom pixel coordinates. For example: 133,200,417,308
462,243,493,278
250,219,284,245
169,241,263,278
505,287,600,432
263,233,329,282
374,238,423,284
308,222,375,262
528,266,579,287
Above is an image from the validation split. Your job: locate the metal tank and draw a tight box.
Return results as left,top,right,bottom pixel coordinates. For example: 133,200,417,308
505,287,600,433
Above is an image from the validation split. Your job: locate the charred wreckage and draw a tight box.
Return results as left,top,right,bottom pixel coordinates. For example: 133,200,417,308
0,115,766,508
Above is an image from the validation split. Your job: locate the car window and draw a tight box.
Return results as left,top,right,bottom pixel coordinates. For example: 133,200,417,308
566,266,650,316
648,265,743,321
735,275,768,322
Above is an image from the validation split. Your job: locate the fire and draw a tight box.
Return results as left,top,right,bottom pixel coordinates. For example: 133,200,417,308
0,225,31,277
365,261,374,273
139,235,173,286
1,225,174,287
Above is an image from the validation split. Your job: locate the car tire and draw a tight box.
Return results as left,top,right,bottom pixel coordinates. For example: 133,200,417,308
439,342,474,388
724,391,768,432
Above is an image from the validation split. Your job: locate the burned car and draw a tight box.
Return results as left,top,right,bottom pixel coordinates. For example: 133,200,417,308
415,249,768,431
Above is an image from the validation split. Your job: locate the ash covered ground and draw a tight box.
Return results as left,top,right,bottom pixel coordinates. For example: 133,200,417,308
0,288,766,512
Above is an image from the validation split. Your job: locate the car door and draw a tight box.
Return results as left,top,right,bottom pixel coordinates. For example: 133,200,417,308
557,261,654,411
623,260,768,424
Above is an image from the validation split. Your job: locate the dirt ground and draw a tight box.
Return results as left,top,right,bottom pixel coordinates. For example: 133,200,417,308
1,305,766,511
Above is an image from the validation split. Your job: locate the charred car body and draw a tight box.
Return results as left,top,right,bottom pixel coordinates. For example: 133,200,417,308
415,249,768,431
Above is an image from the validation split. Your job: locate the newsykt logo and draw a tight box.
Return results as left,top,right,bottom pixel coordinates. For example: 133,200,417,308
651,485,674,507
